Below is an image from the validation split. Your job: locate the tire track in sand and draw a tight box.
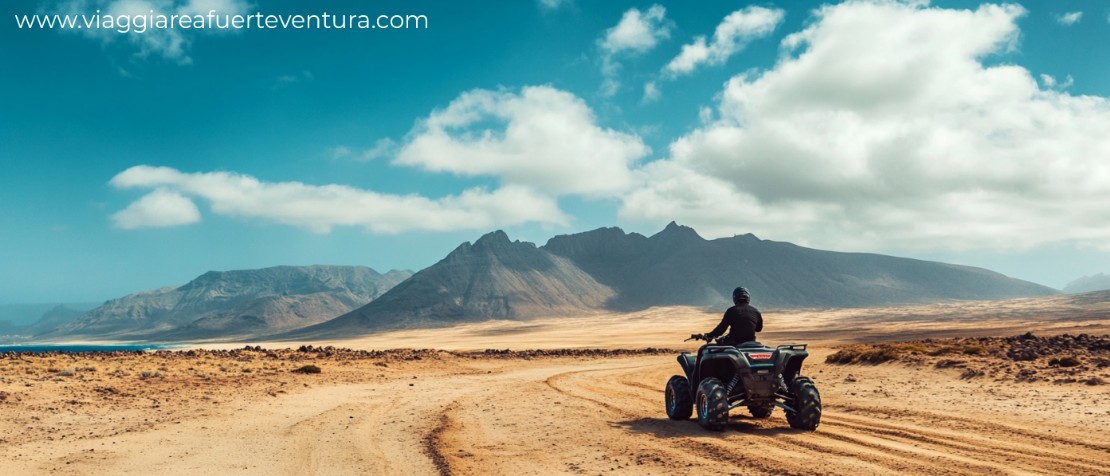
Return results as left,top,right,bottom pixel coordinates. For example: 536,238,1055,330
543,360,1110,475
15,355,1105,475
421,403,457,476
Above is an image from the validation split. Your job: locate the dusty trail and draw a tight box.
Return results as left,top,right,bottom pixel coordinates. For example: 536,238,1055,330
3,353,1108,475
5,301,1109,475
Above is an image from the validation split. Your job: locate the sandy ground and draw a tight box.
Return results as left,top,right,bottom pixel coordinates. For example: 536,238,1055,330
2,302,1109,475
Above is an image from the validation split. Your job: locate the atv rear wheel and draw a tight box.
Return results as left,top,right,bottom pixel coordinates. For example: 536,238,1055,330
665,375,693,420
696,378,728,431
786,376,821,431
748,403,773,419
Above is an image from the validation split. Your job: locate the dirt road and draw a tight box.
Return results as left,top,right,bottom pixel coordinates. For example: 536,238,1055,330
5,348,1107,475
5,301,1110,475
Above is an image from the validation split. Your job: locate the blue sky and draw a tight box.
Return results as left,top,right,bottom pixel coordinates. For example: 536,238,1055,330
3,0,1110,303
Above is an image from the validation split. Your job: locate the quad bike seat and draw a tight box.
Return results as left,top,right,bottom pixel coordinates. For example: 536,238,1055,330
737,341,766,348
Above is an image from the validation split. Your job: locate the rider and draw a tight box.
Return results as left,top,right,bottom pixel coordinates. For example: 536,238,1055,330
704,286,763,346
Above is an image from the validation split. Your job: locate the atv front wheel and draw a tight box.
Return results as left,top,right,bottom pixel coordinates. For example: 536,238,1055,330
748,403,773,419
786,376,821,431
665,375,693,420
696,378,728,431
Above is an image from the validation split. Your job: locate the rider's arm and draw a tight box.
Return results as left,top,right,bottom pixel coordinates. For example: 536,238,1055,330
706,310,730,339
755,310,763,333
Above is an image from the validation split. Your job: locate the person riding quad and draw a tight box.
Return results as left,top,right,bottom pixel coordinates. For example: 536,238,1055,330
704,286,763,346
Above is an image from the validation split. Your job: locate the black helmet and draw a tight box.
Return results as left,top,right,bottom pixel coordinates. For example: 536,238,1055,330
732,286,750,303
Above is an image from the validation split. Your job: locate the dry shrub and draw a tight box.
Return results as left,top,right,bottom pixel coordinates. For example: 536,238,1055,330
960,369,986,379
935,359,965,368
962,345,986,355
927,347,956,356
1048,357,1082,367
826,345,902,364
826,342,945,364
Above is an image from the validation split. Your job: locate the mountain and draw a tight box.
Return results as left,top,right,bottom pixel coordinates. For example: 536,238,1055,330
1063,273,1110,294
288,231,615,337
0,302,98,327
0,304,95,341
44,265,411,340
21,305,87,336
545,222,1055,309
281,223,1056,339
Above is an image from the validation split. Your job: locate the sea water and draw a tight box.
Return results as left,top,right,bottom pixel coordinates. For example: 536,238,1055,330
0,344,177,353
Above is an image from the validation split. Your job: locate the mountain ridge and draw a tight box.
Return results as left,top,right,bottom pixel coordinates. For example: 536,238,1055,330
1064,273,1110,294
293,233,616,337
280,224,1058,339
43,265,412,340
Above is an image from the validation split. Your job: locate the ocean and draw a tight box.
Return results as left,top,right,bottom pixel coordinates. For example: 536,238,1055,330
0,344,176,353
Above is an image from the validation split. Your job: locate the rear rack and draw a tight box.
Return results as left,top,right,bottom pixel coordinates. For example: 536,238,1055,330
776,343,808,350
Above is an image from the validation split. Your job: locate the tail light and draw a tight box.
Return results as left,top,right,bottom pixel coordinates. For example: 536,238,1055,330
747,352,773,360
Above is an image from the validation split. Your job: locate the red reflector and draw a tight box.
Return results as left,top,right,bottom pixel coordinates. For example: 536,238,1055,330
748,353,773,360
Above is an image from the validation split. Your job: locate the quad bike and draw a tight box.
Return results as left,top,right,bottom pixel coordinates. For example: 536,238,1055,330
664,333,821,431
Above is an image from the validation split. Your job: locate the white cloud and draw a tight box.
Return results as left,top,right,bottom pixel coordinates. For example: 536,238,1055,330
621,1,1110,253
54,0,250,64
599,5,669,55
641,81,661,104
1057,11,1082,25
1040,73,1073,90
664,6,783,77
536,0,568,11
111,188,201,229
359,138,398,162
112,86,647,234
394,86,650,196
697,106,713,124
598,5,670,96
110,166,568,234
329,146,352,160
330,138,397,162
274,70,313,88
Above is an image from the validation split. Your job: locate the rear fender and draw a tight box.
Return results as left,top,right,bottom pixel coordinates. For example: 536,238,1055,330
698,348,746,384
777,350,809,383
677,353,696,381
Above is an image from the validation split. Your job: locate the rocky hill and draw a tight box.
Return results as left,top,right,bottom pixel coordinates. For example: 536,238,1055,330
290,232,614,337
20,305,88,336
1063,273,1110,294
281,224,1056,339
44,265,411,340
545,222,1055,309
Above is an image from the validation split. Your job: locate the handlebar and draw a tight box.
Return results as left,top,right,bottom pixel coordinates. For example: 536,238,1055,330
685,333,712,342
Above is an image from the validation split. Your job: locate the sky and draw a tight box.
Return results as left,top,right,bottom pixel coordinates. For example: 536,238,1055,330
2,0,1110,303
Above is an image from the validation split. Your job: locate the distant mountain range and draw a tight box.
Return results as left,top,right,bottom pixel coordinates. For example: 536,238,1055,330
0,302,98,327
41,265,411,340
1063,273,1110,294
0,304,96,341
281,223,1057,339
21,305,88,336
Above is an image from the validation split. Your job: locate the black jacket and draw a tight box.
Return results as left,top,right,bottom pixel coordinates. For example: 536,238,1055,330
708,303,763,345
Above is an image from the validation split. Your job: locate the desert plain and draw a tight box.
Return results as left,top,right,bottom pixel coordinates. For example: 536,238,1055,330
2,294,1109,475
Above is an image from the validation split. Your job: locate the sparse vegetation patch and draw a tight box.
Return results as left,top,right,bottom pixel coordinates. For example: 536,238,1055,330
827,333,1110,384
